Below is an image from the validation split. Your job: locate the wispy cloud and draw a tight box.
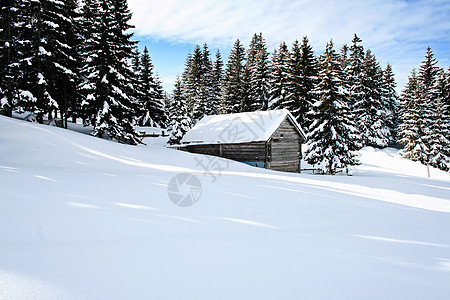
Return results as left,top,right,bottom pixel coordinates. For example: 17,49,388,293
128,0,450,90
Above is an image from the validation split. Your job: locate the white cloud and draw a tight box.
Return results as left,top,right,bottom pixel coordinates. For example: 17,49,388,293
128,0,450,90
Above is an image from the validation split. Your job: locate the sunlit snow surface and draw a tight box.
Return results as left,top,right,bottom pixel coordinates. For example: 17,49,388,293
0,116,449,299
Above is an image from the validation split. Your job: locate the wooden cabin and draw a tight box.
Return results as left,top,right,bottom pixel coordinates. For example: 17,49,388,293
178,109,306,173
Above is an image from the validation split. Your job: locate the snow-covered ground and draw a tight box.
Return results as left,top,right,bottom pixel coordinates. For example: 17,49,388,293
1,115,449,299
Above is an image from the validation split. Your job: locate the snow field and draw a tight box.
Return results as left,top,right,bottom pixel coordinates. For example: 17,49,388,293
0,116,449,299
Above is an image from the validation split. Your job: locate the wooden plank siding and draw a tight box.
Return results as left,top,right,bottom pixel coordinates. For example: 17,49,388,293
186,142,266,162
267,118,302,173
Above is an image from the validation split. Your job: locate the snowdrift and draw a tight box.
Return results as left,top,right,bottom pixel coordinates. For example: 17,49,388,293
0,115,449,299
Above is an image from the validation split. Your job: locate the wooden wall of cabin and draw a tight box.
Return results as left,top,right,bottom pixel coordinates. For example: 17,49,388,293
267,118,302,173
185,142,266,162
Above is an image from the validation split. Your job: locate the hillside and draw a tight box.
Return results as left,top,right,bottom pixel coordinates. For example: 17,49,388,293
0,115,449,299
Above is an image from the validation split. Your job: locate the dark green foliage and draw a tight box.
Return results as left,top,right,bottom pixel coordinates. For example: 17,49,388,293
135,46,168,127
211,50,223,114
222,39,247,113
245,33,270,112
181,44,217,120
268,42,290,110
168,77,192,144
305,41,361,175
80,0,140,144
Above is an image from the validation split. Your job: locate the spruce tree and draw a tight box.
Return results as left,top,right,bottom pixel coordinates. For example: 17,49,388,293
135,46,167,127
18,0,61,123
211,50,223,114
398,69,430,164
182,45,203,119
428,69,450,171
359,49,389,147
381,64,399,145
281,37,319,130
346,34,365,143
283,40,302,119
245,33,270,112
305,41,361,175
168,77,192,144
222,39,247,113
268,42,290,110
399,48,441,165
51,0,82,128
339,44,349,71
297,36,319,128
200,43,216,116
0,0,25,116
305,41,359,175
80,0,140,144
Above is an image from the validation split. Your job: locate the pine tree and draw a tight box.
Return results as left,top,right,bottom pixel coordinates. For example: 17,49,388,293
182,45,203,119
168,77,192,145
135,46,167,127
399,48,442,166
381,64,399,145
51,0,82,128
339,44,349,71
200,43,216,116
268,42,290,110
17,0,61,123
281,37,319,130
283,40,302,119
0,0,25,116
419,47,440,92
222,39,247,113
297,36,319,128
358,49,389,147
211,50,223,114
80,0,140,144
305,41,361,175
346,34,365,143
245,33,270,112
428,69,450,171
398,69,430,164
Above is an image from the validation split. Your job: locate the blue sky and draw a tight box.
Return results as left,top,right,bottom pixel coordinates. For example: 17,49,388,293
129,0,450,93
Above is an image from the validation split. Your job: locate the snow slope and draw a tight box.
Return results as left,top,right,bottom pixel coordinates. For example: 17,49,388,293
0,115,449,299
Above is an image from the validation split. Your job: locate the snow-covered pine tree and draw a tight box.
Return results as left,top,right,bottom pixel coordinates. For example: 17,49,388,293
152,74,169,127
283,40,302,120
211,50,223,114
428,69,450,171
419,47,440,93
50,0,82,128
398,69,431,164
200,43,216,116
245,33,270,112
282,37,319,130
0,0,25,116
168,77,192,145
359,49,389,147
381,64,399,145
222,39,247,113
305,40,361,175
338,44,349,71
399,47,441,165
15,0,62,123
80,0,140,144
345,34,365,145
297,36,319,129
182,45,203,119
135,46,167,127
268,42,290,110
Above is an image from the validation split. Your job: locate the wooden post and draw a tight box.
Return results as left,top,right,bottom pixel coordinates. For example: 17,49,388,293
427,164,430,178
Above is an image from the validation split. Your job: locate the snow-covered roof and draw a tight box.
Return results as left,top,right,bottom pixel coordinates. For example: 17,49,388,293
181,109,306,145
12,111,36,121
